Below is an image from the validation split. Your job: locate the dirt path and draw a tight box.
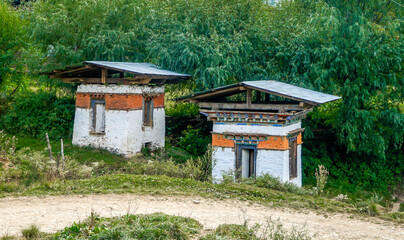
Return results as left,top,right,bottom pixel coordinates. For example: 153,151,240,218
0,194,403,239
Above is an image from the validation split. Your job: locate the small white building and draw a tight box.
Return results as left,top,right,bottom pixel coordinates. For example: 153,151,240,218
47,61,191,157
178,81,340,186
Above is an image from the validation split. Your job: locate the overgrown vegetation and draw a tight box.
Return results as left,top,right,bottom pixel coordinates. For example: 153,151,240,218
1,134,403,225
0,92,75,139
52,213,201,240
2,212,316,239
0,0,402,201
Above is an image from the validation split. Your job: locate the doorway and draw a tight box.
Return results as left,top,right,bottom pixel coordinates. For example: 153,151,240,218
236,145,257,179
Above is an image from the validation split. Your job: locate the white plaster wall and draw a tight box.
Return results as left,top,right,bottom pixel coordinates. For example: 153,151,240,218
213,122,301,136
77,84,164,94
72,108,91,146
124,110,143,155
73,85,166,157
255,149,288,180
212,147,236,182
141,108,166,150
73,108,130,155
212,147,302,186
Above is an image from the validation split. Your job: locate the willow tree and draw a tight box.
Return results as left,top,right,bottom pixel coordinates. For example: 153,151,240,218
0,1,27,95
27,0,403,192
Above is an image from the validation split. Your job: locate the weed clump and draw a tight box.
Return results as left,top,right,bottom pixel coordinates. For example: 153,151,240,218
315,165,329,195
53,213,201,239
21,225,41,239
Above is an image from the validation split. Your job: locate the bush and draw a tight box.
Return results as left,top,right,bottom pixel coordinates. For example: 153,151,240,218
243,174,312,196
54,213,201,239
201,224,258,240
21,225,41,239
178,126,210,156
0,92,75,139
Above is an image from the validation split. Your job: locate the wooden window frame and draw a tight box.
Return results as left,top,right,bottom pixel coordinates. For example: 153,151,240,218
289,138,298,179
90,98,106,135
143,96,154,127
235,144,257,179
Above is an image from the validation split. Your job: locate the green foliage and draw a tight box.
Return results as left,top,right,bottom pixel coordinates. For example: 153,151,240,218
201,224,258,240
179,126,211,156
18,0,404,194
0,1,28,95
241,174,313,196
54,213,201,239
0,92,75,139
21,225,41,239
166,102,200,117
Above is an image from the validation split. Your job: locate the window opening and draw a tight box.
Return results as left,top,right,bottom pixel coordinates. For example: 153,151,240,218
91,99,105,134
289,138,298,179
236,145,256,179
143,97,154,127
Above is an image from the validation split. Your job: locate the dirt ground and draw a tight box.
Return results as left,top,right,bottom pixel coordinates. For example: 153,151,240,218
0,194,403,239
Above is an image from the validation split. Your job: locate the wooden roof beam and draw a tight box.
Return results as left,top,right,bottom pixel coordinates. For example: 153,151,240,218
196,102,307,112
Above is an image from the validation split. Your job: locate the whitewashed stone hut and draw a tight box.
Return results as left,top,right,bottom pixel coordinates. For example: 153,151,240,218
46,61,191,157
178,81,340,186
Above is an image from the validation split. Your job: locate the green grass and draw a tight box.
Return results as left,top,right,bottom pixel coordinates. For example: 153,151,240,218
51,213,201,240
2,174,350,213
1,134,402,225
12,213,312,240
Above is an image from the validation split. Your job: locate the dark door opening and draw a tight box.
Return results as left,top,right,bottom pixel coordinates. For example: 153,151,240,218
236,145,257,179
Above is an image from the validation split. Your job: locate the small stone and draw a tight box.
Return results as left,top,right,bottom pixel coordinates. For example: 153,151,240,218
193,200,201,204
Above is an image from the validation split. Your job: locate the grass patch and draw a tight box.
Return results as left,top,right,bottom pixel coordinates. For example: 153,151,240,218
5,213,314,239
21,225,41,239
4,174,350,214
0,134,401,224
380,212,404,224
51,213,201,240
201,224,258,240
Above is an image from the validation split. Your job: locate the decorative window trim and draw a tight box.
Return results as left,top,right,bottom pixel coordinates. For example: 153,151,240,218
143,96,154,128
90,98,106,135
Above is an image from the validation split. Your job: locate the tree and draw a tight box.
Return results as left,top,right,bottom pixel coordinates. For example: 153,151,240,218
27,0,403,193
0,0,27,95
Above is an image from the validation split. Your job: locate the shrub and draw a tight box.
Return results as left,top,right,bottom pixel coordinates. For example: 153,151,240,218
55,213,201,239
178,126,210,156
0,92,75,139
201,224,258,240
315,165,329,195
243,174,312,196
21,225,41,239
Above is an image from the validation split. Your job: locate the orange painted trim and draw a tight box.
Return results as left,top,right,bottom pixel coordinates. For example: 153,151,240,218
75,93,91,108
75,93,165,110
212,133,295,150
212,134,234,148
154,94,165,108
297,133,303,144
105,95,143,110
258,137,289,150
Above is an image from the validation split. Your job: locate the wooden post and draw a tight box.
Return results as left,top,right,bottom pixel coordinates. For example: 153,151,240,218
60,139,65,169
57,151,60,169
45,133,53,160
101,68,107,84
246,89,252,108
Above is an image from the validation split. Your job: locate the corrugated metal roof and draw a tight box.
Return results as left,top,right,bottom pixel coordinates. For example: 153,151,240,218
243,81,341,105
84,61,191,77
176,80,341,105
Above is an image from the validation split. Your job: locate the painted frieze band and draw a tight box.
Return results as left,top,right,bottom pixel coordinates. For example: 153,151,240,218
212,132,302,150
75,93,164,110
